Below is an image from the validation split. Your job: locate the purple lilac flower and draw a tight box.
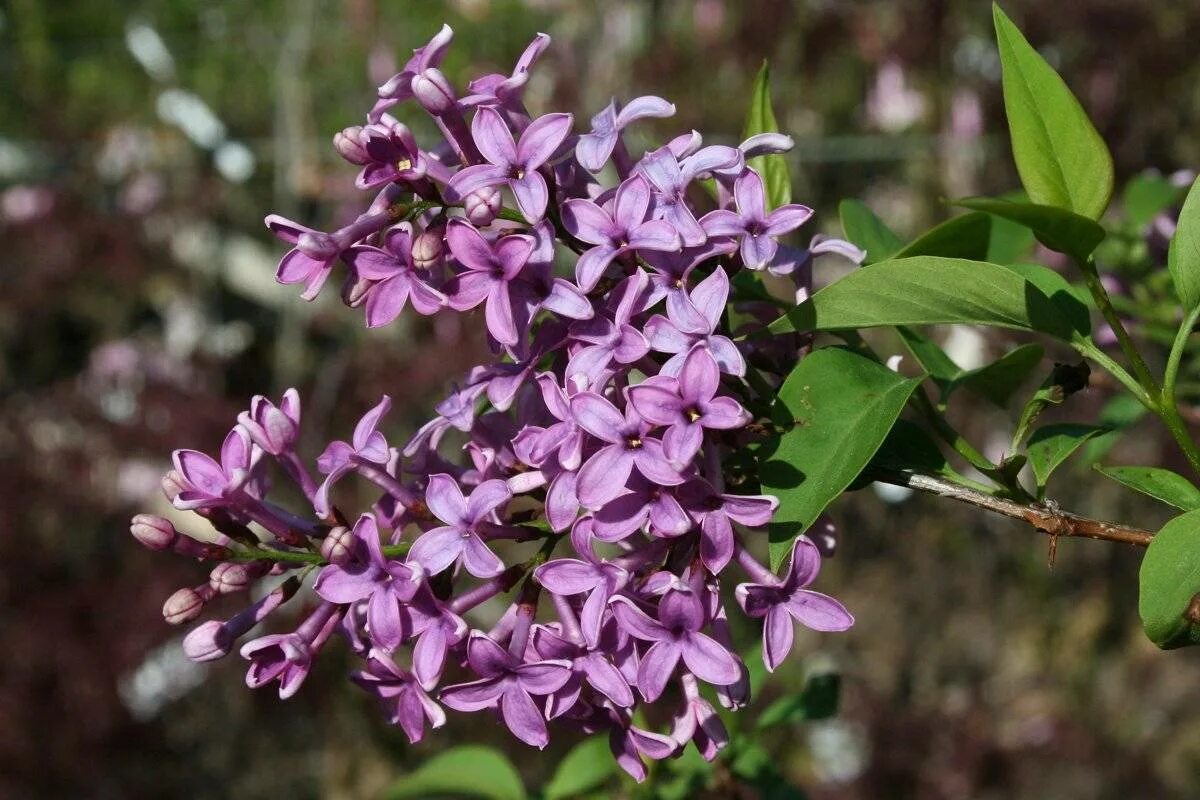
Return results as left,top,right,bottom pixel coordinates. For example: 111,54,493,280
354,117,429,189
444,218,536,345
408,474,511,578
570,390,685,510
534,524,630,648
700,168,813,269
610,583,740,701
439,631,572,748
592,475,691,542
575,95,676,173
171,427,260,511
530,621,635,717
564,270,651,387
735,536,854,671
313,395,392,517
344,223,446,326
240,602,342,698
638,145,741,246
371,24,454,122
461,33,551,112
313,514,422,651
679,478,778,573
561,175,682,292
644,267,745,376
353,648,446,743
627,347,750,469
446,107,573,223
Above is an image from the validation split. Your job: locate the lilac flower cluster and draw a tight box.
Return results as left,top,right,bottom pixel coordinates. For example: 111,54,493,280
131,27,861,777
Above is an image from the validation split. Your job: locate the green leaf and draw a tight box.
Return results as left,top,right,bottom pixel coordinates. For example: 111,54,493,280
986,211,1037,264
1082,394,1148,463
543,737,616,800
768,256,1078,340
897,326,961,385
743,62,791,210
956,197,1106,263
1026,423,1108,490
1139,510,1200,649
992,4,1113,219
757,673,841,730
866,420,955,478
1095,465,1200,511
1001,262,1092,336
838,199,904,265
1123,173,1178,227
893,212,992,261
1168,176,1200,310
951,343,1045,407
761,348,922,567
386,746,526,800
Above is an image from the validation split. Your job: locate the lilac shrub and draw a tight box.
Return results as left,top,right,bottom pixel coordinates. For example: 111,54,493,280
131,25,858,776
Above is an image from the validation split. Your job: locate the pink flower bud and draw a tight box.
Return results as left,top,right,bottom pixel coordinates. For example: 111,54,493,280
182,619,233,660
465,186,502,226
320,525,355,565
131,514,177,551
412,68,457,115
297,231,341,260
412,225,446,270
333,126,370,165
209,562,256,594
163,585,213,625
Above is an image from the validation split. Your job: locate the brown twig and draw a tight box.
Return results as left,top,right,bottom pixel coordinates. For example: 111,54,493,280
873,470,1154,548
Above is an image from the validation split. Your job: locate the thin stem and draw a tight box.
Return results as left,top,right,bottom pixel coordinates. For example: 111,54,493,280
1164,305,1200,402
1072,338,1157,411
873,469,1153,547
1077,256,1160,394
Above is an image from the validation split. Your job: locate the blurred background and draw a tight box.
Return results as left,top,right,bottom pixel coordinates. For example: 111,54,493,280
5,0,1200,797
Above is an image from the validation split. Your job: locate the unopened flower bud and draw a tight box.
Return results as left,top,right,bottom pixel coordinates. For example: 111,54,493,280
163,585,214,625
412,225,445,270
464,186,502,226
209,562,260,595
333,126,370,165
412,68,457,115
320,525,355,565
238,391,300,455
131,514,177,551
182,576,300,662
161,469,187,504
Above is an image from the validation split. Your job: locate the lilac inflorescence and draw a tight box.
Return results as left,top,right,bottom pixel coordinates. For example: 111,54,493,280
131,26,864,777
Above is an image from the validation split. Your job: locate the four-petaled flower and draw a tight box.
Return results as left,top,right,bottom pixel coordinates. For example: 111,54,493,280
408,474,512,577
575,95,676,173
735,536,854,671
627,347,750,469
610,584,741,701
679,478,778,573
444,218,535,346
561,175,682,292
534,523,630,648
314,514,423,651
439,632,572,748
644,267,745,377
446,107,574,223
172,427,260,511
352,648,446,743
344,223,446,327
313,395,392,517
700,168,814,269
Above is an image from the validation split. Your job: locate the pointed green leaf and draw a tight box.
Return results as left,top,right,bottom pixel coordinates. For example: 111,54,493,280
544,736,616,800
893,212,992,261
768,256,1078,340
1095,465,1200,511
992,4,1113,219
862,419,966,484
1169,176,1200,310
986,211,1037,264
1000,262,1092,335
956,197,1106,263
387,746,526,800
761,348,922,568
743,62,791,210
1026,423,1108,489
952,343,1044,407
1140,510,1200,649
838,199,904,265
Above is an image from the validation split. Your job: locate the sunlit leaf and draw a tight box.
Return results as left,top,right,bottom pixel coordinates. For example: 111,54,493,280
544,736,616,800
1095,465,1200,511
1169,176,1200,310
839,199,904,265
743,62,791,210
386,746,525,800
956,197,1106,264
1140,510,1200,649
761,348,922,567
992,4,1113,219
1026,423,1107,490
